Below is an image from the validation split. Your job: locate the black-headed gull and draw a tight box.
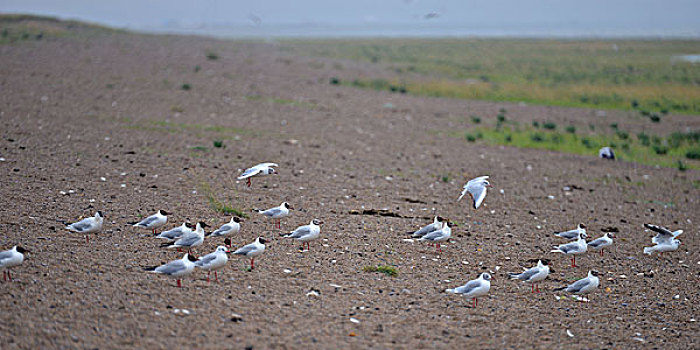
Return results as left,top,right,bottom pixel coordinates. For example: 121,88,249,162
509,260,550,293
155,222,194,241
417,221,452,252
207,217,242,238
281,219,322,250
446,272,492,308
65,211,104,243
554,223,587,240
457,176,491,209
131,210,168,234
195,246,229,282
237,162,278,187
0,246,29,282
643,223,684,256
588,233,615,256
551,233,588,267
233,237,267,269
160,222,208,253
554,270,600,302
644,223,683,244
144,253,197,288
598,147,615,160
255,202,292,229
408,216,444,238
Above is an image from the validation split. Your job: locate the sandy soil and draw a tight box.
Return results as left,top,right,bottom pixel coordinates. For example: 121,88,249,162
0,23,698,349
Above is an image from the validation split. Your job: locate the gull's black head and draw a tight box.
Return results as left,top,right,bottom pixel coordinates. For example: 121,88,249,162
96,211,104,218
198,221,209,228
607,232,616,239
283,202,292,210
436,216,444,222
268,168,277,175
233,217,242,223
590,270,600,277
579,223,587,229
186,254,198,262
312,219,323,225
159,210,169,216
258,237,268,244
16,246,30,254
224,238,232,246
185,222,195,229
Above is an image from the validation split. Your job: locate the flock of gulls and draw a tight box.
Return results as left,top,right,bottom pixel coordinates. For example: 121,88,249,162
0,161,687,308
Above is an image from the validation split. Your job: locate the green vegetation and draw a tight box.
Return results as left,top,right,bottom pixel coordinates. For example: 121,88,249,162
281,39,700,114
181,83,191,91
198,180,248,217
206,51,219,60
455,123,700,169
213,140,224,148
363,265,398,277
470,115,481,124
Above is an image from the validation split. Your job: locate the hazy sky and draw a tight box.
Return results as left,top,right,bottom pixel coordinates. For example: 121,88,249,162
2,0,700,37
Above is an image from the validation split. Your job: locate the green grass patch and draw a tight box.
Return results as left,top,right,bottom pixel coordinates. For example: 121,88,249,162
280,38,700,114
198,180,248,218
362,265,398,277
457,124,700,170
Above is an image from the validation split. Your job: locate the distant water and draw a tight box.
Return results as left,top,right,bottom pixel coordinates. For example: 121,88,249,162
134,23,700,39
674,55,700,63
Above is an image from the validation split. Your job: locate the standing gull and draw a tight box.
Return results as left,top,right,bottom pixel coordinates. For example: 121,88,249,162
417,221,452,252
131,210,168,234
551,233,588,267
65,211,104,243
281,219,322,251
195,246,229,282
255,202,291,229
457,176,491,209
509,260,550,293
407,216,444,238
160,222,208,254
144,253,197,288
0,246,30,282
554,223,587,240
588,233,615,256
237,162,278,187
554,270,600,302
446,273,492,308
207,217,242,238
233,237,267,270
155,222,193,241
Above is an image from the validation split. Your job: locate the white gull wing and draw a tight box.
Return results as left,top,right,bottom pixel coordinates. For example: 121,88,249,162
645,224,682,244
587,235,612,249
237,163,279,180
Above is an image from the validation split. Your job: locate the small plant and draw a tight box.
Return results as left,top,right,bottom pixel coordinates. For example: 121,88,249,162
191,146,208,152
609,123,618,130
530,133,545,142
206,52,219,60
542,122,557,130
616,130,629,140
329,77,340,85
194,65,201,73
441,174,450,183
686,148,700,160
499,108,507,114
532,121,540,128
588,123,595,131
677,160,688,172
466,134,477,142
363,265,398,277
581,137,595,149
652,145,668,155
650,113,661,123
504,134,512,142
181,83,191,91
565,125,576,134
213,140,224,148
470,115,481,124
631,99,639,109
497,114,506,123
637,132,650,146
